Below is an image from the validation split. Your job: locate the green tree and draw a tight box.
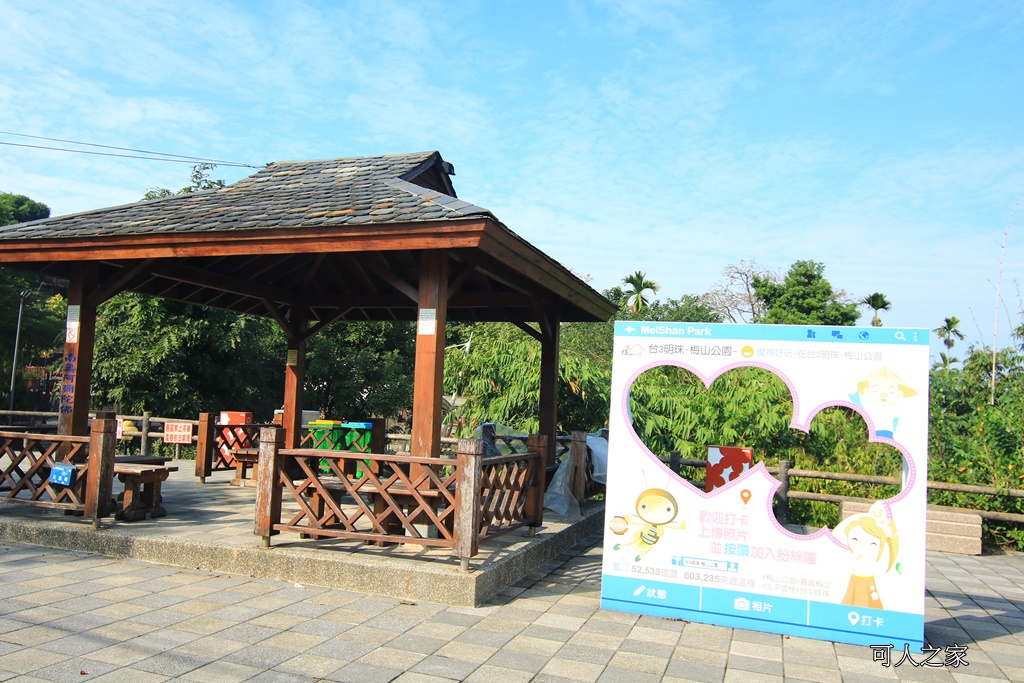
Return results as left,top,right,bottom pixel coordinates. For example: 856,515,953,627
92,294,285,417
753,260,860,325
933,316,965,353
0,193,50,225
859,292,892,327
1,193,64,411
622,271,660,315
305,321,416,421
143,163,225,200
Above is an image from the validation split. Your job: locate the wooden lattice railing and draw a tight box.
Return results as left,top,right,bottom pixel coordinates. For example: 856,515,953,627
253,428,546,567
0,415,117,522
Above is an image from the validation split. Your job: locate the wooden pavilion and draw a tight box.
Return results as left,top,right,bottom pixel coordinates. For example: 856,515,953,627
0,152,617,467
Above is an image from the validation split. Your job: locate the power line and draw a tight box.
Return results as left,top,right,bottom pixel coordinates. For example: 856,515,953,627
0,132,263,168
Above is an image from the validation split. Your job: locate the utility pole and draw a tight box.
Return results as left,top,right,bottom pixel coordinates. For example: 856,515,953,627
7,289,30,421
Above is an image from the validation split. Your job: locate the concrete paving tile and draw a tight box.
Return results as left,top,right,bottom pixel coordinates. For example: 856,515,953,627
729,640,784,660
329,660,403,682
463,663,535,682
3,624,74,646
130,650,210,677
727,653,785,677
722,670,784,683
224,643,307,669
179,660,264,683
307,637,375,662
433,639,498,664
784,661,844,682
171,635,249,659
86,667,170,682
274,652,350,677
29,656,118,681
597,666,664,683
539,656,605,682
556,642,615,666
0,648,61,674
618,637,674,658
485,648,550,673
664,659,727,683
607,649,669,675
453,626,514,648
36,632,119,657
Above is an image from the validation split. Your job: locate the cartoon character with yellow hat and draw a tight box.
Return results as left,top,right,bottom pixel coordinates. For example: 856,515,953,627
849,367,916,438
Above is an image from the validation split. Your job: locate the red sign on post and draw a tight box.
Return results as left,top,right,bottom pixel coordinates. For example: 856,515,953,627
164,422,194,445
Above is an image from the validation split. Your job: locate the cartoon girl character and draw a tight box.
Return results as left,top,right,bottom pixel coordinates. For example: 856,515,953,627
849,367,916,438
840,502,899,609
610,488,686,562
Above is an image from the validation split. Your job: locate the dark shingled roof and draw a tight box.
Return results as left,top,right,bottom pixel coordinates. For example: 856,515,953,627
0,151,492,240
0,151,617,324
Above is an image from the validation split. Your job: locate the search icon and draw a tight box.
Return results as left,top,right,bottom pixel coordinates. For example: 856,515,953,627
894,331,906,341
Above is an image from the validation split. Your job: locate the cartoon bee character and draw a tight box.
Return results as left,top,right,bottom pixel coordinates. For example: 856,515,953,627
611,488,686,562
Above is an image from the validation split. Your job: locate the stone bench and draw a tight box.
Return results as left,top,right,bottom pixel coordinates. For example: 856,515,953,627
839,499,982,555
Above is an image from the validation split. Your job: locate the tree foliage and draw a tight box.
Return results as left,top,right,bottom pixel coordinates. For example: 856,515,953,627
753,260,861,325
859,292,892,327
0,192,50,226
92,294,285,417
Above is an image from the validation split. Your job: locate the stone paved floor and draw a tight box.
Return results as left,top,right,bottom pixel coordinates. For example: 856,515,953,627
0,537,1021,682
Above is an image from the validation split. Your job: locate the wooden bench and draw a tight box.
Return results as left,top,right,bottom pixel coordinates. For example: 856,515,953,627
839,499,982,555
113,463,178,522
229,448,260,488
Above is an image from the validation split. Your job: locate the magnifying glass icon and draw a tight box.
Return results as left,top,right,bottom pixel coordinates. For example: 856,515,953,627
894,331,906,341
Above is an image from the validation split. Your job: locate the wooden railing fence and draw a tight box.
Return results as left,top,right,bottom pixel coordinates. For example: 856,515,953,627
253,427,544,568
665,452,1024,526
0,413,117,526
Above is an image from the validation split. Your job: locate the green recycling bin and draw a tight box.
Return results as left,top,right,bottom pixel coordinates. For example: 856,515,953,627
308,420,374,477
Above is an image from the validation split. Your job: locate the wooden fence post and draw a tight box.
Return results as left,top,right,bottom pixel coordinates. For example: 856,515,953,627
775,460,791,525
195,413,214,483
140,411,151,456
453,437,484,570
85,411,117,528
526,434,547,533
669,450,681,475
569,431,587,503
481,423,496,457
254,426,284,546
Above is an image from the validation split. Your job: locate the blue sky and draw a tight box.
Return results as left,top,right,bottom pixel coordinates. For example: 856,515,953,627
2,0,1022,358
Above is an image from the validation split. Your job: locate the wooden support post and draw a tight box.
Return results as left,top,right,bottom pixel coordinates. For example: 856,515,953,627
568,431,587,504
526,433,547,529
453,437,484,568
281,308,307,449
85,411,117,526
411,250,448,468
254,426,284,545
58,265,98,437
195,413,215,483
775,460,791,525
141,411,151,456
538,309,561,469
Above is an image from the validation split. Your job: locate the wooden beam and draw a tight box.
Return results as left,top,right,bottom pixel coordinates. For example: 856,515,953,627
512,320,543,342
149,261,298,307
86,259,155,306
363,254,419,302
300,307,353,342
446,262,476,300
0,218,490,263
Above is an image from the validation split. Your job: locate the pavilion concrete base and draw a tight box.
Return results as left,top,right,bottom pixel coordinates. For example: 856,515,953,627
0,467,605,607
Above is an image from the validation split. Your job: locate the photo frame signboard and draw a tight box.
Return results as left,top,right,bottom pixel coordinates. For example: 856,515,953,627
601,322,928,651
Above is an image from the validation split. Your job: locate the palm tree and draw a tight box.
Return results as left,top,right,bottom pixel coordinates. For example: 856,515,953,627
859,292,892,327
935,352,960,371
622,271,660,315
933,316,965,353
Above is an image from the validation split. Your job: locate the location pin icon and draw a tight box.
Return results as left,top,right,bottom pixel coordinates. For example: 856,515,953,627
847,611,860,626
740,489,751,505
